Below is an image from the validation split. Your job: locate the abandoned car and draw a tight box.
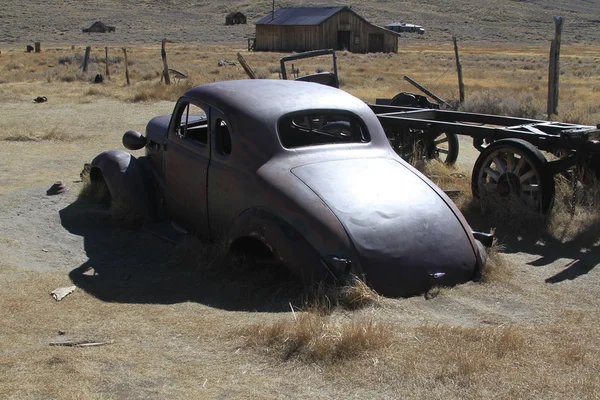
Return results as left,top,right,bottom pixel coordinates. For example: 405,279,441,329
90,80,488,297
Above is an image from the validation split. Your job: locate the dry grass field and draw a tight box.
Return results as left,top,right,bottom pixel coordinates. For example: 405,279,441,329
1,29,600,400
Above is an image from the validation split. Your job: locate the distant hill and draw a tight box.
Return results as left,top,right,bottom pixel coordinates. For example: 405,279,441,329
1,0,598,47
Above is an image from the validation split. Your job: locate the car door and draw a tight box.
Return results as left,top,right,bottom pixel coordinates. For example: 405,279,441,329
206,108,242,238
164,99,210,237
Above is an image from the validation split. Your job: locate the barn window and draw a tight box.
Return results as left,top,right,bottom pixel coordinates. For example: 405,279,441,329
278,112,370,149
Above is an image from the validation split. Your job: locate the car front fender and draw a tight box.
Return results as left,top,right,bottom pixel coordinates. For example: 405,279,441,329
90,150,155,222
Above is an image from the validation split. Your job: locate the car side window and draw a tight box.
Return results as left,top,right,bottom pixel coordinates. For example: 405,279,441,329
215,118,232,155
176,103,208,144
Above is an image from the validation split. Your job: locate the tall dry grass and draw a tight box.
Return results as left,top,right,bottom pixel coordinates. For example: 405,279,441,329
239,312,391,363
301,277,382,315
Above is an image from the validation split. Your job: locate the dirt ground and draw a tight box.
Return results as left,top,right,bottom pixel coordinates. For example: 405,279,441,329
0,81,599,398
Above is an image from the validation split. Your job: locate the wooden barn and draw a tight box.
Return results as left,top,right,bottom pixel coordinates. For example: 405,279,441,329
254,6,398,53
226,12,247,25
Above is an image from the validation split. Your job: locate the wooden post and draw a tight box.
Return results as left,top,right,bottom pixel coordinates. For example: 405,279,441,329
237,52,257,79
34,42,41,53
547,16,564,118
81,46,91,72
403,75,452,108
453,36,465,105
161,39,171,85
105,47,110,79
122,47,130,85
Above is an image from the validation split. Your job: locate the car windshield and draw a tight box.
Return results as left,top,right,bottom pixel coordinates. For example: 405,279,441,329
278,113,369,149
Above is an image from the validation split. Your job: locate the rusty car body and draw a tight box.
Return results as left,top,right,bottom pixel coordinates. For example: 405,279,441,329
90,79,488,297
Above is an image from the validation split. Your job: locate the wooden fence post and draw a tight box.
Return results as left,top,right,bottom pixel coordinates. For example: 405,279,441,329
105,47,110,79
547,16,564,118
161,39,171,85
121,47,130,85
81,46,91,72
453,36,465,105
34,42,41,53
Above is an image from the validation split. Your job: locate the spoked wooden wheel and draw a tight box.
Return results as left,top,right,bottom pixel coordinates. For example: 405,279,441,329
426,132,459,165
471,139,555,214
391,131,459,165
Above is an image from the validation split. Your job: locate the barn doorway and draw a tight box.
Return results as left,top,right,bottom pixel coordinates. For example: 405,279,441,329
368,33,384,53
337,31,351,51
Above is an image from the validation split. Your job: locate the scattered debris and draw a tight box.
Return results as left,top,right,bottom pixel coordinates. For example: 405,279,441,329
218,60,238,67
26,45,34,53
50,285,76,301
168,68,188,85
49,339,114,347
94,74,104,83
46,181,68,195
33,96,48,103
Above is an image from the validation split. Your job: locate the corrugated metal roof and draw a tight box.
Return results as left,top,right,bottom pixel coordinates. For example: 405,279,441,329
256,6,348,26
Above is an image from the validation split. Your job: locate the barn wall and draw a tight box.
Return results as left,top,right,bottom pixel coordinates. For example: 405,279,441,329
321,10,397,53
256,25,321,52
255,9,398,53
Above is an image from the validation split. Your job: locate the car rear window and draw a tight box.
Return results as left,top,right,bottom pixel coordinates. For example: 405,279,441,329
278,113,370,149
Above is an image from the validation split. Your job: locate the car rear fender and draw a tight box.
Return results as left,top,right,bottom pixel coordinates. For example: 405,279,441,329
90,150,156,222
227,208,335,284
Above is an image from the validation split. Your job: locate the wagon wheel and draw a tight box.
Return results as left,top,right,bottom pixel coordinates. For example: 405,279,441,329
391,130,459,166
471,139,555,214
389,129,421,163
426,132,459,165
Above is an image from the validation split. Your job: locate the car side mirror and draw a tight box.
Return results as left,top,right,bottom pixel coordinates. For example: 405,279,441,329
122,130,147,150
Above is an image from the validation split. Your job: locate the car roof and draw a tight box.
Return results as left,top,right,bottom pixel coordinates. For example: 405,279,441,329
183,80,372,125
181,80,389,156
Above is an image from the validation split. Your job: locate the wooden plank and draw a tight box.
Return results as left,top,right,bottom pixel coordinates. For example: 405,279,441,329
237,52,257,79
403,75,452,108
